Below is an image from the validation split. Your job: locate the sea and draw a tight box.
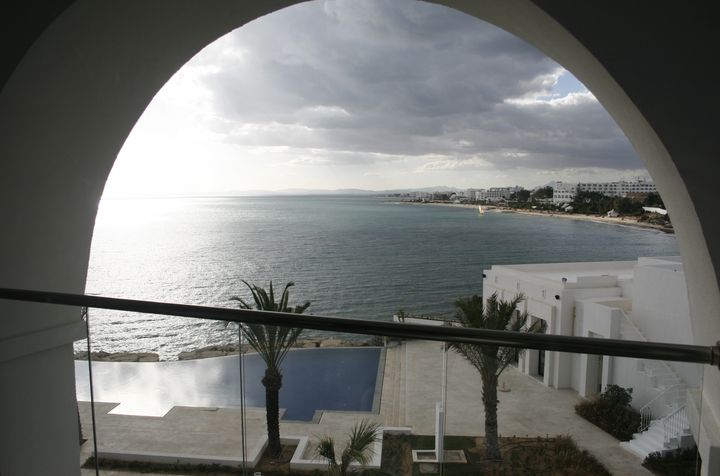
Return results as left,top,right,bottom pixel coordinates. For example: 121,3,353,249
80,195,679,360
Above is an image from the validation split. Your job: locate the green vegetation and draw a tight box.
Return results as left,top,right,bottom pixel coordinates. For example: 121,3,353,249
507,186,555,211
574,385,641,441
316,420,384,476
87,434,611,476
449,293,542,460
569,191,665,217
83,456,322,475
643,447,701,476
380,434,610,476
231,280,310,458
507,188,670,224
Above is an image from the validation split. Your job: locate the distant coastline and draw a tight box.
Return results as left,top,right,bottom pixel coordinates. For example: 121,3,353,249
388,200,674,234
507,209,674,234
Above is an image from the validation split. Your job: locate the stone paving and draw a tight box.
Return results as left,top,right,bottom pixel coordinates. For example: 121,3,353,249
79,340,654,475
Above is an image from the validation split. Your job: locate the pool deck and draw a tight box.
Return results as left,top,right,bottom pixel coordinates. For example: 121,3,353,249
79,340,653,475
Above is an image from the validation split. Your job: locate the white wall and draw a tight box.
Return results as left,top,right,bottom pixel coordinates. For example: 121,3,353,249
631,261,701,388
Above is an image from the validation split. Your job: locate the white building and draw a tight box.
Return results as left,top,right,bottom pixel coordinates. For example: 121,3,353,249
552,181,578,204
484,186,523,202
577,179,657,197
483,257,699,458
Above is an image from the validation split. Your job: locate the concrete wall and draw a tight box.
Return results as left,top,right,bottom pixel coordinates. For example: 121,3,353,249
573,300,621,397
631,261,701,388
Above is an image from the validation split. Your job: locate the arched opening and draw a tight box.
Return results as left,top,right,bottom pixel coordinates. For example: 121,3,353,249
1,1,718,474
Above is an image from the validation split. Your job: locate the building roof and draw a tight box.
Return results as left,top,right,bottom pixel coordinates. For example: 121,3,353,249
490,260,637,286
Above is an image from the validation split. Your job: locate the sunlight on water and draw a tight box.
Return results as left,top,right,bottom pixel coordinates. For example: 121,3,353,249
81,196,678,359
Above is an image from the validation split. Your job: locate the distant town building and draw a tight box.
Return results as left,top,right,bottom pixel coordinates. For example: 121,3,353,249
553,179,657,204
485,186,523,202
577,178,656,197
552,181,577,204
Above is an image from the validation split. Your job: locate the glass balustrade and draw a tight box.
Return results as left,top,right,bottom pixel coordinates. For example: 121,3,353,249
40,294,702,476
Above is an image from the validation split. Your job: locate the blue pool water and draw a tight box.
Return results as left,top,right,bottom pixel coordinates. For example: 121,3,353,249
75,347,383,421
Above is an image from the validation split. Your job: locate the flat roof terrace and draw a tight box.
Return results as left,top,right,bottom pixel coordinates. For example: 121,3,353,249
78,340,653,475
490,260,637,285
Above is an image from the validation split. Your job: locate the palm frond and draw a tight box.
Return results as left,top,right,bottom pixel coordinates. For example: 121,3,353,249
340,420,380,474
316,420,380,476
316,436,339,471
451,292,540,376
229,280,308,371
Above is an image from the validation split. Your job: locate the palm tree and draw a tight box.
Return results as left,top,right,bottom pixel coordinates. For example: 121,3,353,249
231,280,310,458
450,292,539,460
316,420,381,476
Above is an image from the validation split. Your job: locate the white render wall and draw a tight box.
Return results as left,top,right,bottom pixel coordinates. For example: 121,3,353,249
483,258,699,406
631,257,700,388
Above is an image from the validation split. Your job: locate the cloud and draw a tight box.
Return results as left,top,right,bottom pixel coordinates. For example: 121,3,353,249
416,156,493,172
157,0,643,186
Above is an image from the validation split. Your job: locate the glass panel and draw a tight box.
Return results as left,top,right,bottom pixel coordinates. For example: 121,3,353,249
76,313,428,475
74,307,706,476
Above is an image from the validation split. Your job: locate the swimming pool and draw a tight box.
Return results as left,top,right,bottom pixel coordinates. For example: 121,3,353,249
75,347,384,421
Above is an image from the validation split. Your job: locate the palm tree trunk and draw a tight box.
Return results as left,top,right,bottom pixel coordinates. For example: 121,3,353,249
262,367,283,458
482,364,501,460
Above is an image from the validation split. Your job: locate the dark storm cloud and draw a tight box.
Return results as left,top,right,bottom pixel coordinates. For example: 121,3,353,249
200,0,641,172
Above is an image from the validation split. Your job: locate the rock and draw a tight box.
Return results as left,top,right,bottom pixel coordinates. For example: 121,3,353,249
177,344,241,360
74,351,159,362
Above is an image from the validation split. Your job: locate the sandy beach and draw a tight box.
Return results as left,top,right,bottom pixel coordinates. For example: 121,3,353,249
389,200,673,233
507,209,673,233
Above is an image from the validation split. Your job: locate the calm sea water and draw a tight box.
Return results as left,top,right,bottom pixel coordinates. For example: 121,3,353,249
81,196,679,359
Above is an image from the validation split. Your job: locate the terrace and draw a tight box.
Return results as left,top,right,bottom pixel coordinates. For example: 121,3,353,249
75,340,658,475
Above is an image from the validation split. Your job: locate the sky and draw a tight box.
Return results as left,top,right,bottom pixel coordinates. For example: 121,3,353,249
102,0,649,198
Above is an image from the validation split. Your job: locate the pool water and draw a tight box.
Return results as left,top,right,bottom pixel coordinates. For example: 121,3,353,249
75,347,383,421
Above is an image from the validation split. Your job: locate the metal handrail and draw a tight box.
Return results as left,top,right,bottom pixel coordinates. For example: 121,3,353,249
639,383,684,432
1,287,719,368
663,405,689,447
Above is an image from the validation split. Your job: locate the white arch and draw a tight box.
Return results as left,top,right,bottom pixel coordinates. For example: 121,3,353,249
1,1,717,474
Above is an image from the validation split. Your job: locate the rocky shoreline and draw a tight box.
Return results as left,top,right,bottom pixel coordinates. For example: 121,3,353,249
74,338,379,362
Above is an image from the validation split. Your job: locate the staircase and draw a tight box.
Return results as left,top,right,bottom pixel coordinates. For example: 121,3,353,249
618,315,692,460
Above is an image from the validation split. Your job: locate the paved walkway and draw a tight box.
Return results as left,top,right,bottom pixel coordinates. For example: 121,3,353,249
79,340,653,475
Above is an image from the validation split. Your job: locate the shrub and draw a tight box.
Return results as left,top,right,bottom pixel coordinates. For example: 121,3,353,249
550,435,611,476
599,384,633,408
575,385,640,441
643,447,701,476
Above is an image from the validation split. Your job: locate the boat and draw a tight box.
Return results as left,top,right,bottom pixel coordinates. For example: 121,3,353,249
478,205,485,215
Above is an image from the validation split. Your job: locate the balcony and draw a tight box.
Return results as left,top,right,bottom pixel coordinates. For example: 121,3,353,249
1,288,713,475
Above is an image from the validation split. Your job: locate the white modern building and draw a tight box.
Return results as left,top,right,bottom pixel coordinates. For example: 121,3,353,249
552,181,578,204
485,186,523,202
578,179,657,197
483,257,700,458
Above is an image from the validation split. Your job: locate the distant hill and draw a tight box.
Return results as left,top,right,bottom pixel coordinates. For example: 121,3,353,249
227,186,461,196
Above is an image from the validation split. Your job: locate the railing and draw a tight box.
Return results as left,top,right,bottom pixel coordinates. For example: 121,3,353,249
1,287,719,366
663,405,689,447
639,383,684,432
2,287,710,476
